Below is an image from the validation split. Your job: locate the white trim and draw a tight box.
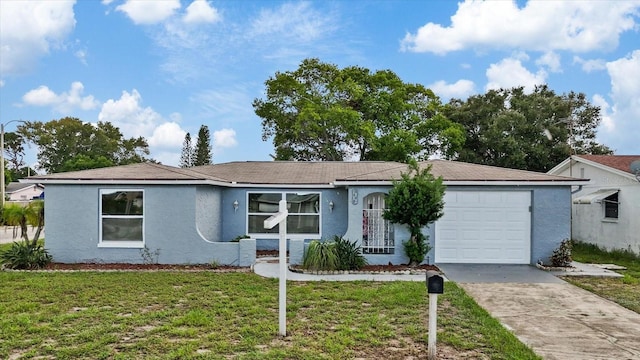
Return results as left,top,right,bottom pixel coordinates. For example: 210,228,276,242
549,155,639,182
246,191,322,238
30,178,584,187
98,241,145,248
334,180,586,186
99,189,145,247
21,178,336,188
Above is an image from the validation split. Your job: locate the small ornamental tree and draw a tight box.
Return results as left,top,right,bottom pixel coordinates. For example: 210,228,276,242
384,160,445,266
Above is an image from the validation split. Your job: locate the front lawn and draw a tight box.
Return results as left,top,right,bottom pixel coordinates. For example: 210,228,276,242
564,241,640,313
0,271,540,359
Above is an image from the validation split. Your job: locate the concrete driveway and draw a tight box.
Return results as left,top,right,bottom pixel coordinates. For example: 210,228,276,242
438,264,640,360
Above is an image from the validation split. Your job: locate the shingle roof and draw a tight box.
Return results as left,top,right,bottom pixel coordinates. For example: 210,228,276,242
25,160,579,185
575,155,640,174
5,182,42,193
26,162,225,182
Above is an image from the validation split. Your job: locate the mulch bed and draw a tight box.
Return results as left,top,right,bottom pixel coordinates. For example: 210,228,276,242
42,263,249,272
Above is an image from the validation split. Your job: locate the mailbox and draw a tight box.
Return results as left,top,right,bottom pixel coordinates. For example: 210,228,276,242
426,270,444,294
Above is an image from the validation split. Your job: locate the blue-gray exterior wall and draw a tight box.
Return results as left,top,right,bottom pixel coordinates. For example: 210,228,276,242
341,185,571,265
43,182,569,266
220,187,348,250
43,184,255,266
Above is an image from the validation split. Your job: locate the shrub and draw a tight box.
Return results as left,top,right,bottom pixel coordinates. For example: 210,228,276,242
302,237,368,271
302,240,338,271
333,236,367,270
550,239,572,267
403,232,431,265
0,241,52,270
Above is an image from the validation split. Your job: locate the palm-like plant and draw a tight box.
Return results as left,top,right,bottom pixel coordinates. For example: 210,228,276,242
3,200,44,246
1,200,49,269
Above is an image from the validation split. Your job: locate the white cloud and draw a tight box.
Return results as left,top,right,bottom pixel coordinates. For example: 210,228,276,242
149,122,186,148
0,0,76,75
596,50,640,153
0,80,4,87
250,2,337,44
183,0,221,25
22,82,99,112
401,1,640,54
75,49,88,65
485,57,547,93
573,56,607,73
98,89,163,138
116,0,180,25
536,51,562,73
428,79,476,101
213,128,238,149
98,89,188,161
592,94,614,132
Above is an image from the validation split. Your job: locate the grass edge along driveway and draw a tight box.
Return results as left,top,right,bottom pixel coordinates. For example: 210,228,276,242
0,271,540,359
564,241,640,314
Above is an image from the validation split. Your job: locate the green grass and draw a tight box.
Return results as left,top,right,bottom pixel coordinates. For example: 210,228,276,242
0,271,540,359
564,241,640,313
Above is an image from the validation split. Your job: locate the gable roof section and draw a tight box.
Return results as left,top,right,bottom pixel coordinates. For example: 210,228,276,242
6,182,43,193
549,155,640,181
576,155,640,174
23,160,581,186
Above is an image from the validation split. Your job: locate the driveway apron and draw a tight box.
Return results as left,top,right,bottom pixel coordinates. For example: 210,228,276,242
438,264,640,360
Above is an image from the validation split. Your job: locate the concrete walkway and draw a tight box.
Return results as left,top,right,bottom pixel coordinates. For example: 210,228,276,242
253,257,425,282
438,263,640,360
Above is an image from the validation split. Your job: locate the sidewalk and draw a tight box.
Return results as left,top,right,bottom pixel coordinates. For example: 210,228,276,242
253,257,425,282
0,226,44,244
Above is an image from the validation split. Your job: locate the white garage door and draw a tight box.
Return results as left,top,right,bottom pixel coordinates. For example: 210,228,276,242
435,191,531,264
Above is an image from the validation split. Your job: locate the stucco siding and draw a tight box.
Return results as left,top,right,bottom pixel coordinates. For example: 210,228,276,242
44,184,253,265
556,162,640,254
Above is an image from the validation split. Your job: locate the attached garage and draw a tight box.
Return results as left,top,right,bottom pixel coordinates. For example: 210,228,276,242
435,191,531,264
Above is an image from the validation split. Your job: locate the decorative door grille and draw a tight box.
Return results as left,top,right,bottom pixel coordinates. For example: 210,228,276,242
362,193,394,254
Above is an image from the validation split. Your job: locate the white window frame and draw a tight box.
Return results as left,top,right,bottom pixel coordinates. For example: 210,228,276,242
98,189,145,248
246,191,321,238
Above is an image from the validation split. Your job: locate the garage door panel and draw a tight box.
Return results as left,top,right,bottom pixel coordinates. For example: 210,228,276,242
435,191,531,264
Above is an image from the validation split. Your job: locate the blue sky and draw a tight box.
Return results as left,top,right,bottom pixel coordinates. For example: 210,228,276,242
1,0,639,170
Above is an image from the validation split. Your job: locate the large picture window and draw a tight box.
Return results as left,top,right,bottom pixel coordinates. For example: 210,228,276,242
247,192,320,236
99,189,144,247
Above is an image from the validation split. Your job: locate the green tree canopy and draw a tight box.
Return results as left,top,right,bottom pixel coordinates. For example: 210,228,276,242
18,117,151,174
179,132,194,168
193,125,212,166
253,58,464,162
444,85,612,172
383,161,445,266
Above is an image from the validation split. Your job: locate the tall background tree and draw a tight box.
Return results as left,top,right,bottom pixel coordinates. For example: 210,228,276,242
180,132,194,168
193,125,213,166
18,117,151,174
444,85,612,172
253,58,464,162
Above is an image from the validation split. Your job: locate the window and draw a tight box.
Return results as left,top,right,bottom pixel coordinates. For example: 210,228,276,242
247,192,320,236
99,189,144,247
603,192,619,219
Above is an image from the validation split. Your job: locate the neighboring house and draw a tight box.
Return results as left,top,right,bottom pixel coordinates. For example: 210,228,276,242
5,182,44,202
548,155,640,255
23,160,582,266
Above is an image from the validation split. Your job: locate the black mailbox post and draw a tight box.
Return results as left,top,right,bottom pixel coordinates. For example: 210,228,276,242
426,270,444,294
